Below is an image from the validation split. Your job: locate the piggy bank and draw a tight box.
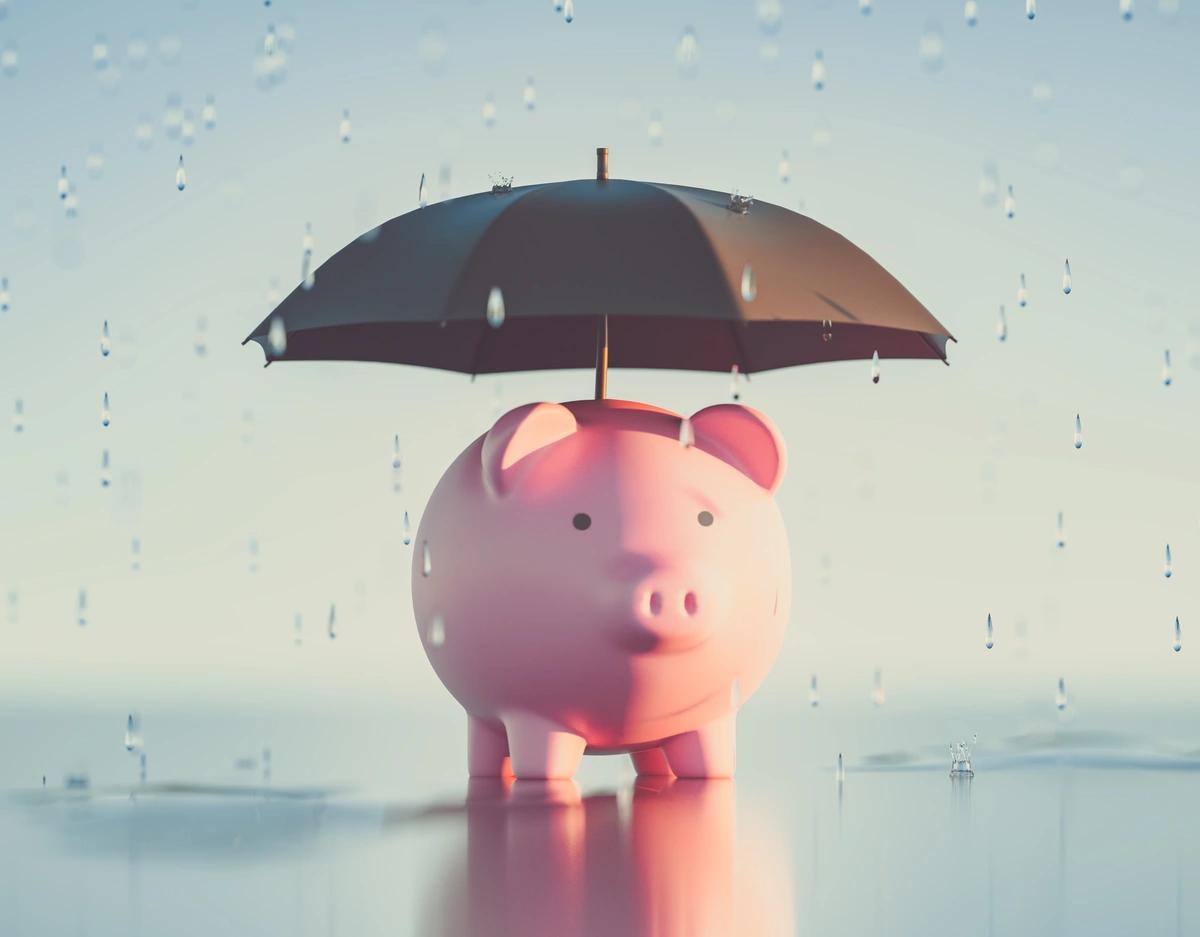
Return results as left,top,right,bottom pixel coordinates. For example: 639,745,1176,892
411,399,790,780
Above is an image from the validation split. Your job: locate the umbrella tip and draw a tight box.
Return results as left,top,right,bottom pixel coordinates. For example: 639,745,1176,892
596,147,609,182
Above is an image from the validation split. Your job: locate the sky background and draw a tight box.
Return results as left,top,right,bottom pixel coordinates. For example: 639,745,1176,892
0,0,1197,716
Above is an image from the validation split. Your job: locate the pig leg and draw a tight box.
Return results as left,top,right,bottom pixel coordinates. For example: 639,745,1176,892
467,715,513,778
662,714,736,779
503,712,586,780
630,747,675,777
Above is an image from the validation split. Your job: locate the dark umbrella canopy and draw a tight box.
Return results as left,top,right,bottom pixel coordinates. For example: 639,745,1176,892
244,175,953,375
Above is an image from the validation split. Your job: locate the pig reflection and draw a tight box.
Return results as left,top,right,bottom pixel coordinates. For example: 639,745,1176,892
416,779,793,937
412,399,791,780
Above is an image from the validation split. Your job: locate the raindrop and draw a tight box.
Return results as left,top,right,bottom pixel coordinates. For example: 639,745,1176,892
1056,510,1066,549
871,668,886,706
130,537,141,571
918,23,945,72
63,185,79,218
301,222,315,289
811,50,827,91
523,77,537,110
986,612,994,649
202,95,217,130
175,154,187,191
729,364,741,402
86,147,105,178
0,277,9,313
996,305,1008,342
77,588,88,627
181,113,196,145
676,26,699,75
1121,0,1134,20
392,435,403,492
836,752,845,783
101,392,111,428
427,614,446,647
264,24,278,56
402,511,412,546
248,538,260,573
418,21,448,73
328,603,337,639
100,449,111,487
1017,273,1029,308
422,542,432,577
740,264,757,302
756,0,782,33
1003,184,1016,219
1055,676,1067,711
964,1,979,26
57,165,70,200
124,714,142,752
979,162,1000,206
860,0,873,13
678,416,694,448
418,173,429,208
0,43,17,77
194,316,207,357
1174,616,1182,653
92,35,110,71
127,37,150,69
1164,543,1173,579
293,613,303,647
1162,349,1173,386
163,95,184,138
647,112,665,145
821,319,833,342
1073,414,1083,450
809,674,820,708
486,287,506,328
1062,259,1072,294
563,0,575,23
339,109,351,143
135,117,154,149
267,315,287,356
482,95,497,128
12,397,24,433
1026,0,1037,20
139,752,147,785
778,150,790,183
870,351,881,384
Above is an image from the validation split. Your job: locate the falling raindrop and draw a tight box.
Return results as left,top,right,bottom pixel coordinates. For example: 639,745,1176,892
729,364,741,402
267,315,287,356
194,316,207,357
77,588,88,627
63,185,79,218
676,26,699,75
139,752,147,785
482,95,497,128
870,351,881,384
427,614,446,647
979,162,1000,206
339,109,352,143
1121,0,1134,20
678,416,694,449
740,264,757,302
402,511,412,546
328,603,337,639
123,714,142,752
264,24,278,56
248,538,260,573
563,0,575,23
1174,616,1182,653
986,612,994,649
859,0,873,13
12,398,24,433
523,77,537,110
918,23,945,72
1164,543,1173,578
821,319,833,342
756,0,783,32
392,434,403,492
1055,677,1067,711
778,150,790,183
809,674,820,708
1056,510,1066,549
202,95,217,130
92,35,110,70
175,154,186,191
871,668,886,706
131,537,141,572
0,277,8,313
486,287,506,328
1074,414,1083,450
1003,185,1016,219
135,117,154,149
100,449,111,487
964,1,979,26
422,542,433,577
1162,349,1173,386
811,50,826,91
418,173,429,208
86,147,104,178
101,392,111,428
0,43,17,77
301,222,315,289
181,113,196,145
997,306,1008,342
57,165,70,200
1026,0,1037,20
836,752,846,783
1017,273,1029,308
1062,259,1073,294
98,320,111,358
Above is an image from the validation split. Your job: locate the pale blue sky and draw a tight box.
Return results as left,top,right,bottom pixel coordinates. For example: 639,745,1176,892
0,0,1197,712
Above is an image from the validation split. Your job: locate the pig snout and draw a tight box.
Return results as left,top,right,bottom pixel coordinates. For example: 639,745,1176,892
611,556,725,653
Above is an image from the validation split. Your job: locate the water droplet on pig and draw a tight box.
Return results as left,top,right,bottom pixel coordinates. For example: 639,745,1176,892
100,320,111,357
678,416,694,448
1061,258,1073,294
996,306,1008,342
1056,510,1066,549
427,614,446,647
1074,414,1083,450
267,315,287,356
1162,349,1173,387
327,603,337,639
986,613,994,649
1017,273,1029,308
1174,616,1182,652
175,154,187,192
418,173,429,208
729,364,741,401
740,265,757,302
1055,676,1067,711
402,511,412,545
870,351,881,384
1003,185,1016,219
809,674,820,707
339,109,351,143
964,1,979,26
810,50,826,91
486,287,506,328
422,542,432,577
101,392,111,428
1164,543,1173,578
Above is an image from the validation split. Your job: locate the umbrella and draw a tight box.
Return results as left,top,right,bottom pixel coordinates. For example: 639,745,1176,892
244,149,953,397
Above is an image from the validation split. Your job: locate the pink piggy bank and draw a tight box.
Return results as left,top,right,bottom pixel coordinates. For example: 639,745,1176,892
411,399,790,780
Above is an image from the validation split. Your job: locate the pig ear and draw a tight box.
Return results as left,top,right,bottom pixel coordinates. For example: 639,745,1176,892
689,404,787,493
482,402,578,497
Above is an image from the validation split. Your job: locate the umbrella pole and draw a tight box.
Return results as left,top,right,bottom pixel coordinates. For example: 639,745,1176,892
594,314,608,400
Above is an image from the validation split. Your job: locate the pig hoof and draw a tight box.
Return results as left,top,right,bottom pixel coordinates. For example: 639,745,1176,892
662,717,736,779
630,748,675,777
504,713,587,780
467,716,513,778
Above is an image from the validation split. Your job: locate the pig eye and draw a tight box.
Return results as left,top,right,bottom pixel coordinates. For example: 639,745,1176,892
697,511,714,527
572,512,592,531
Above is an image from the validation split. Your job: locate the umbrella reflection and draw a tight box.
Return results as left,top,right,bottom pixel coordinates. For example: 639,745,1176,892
416,777,793,937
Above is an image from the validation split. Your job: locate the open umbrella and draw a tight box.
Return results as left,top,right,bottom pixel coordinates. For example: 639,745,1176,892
244,149,953,397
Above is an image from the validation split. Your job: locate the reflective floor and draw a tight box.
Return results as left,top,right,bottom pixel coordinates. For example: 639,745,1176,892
1,702,1196,936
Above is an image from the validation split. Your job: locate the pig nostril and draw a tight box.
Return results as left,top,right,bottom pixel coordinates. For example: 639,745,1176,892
649,592,664,616
683,592,698,616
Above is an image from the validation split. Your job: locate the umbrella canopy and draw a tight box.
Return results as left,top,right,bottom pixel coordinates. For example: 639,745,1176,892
245,151,953,391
